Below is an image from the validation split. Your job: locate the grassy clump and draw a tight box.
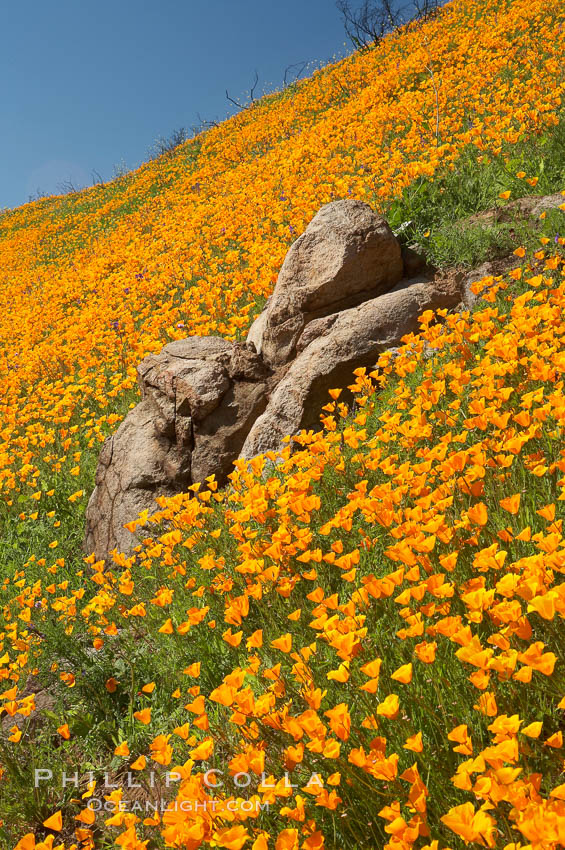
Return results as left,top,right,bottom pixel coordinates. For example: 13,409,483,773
384,114,565,267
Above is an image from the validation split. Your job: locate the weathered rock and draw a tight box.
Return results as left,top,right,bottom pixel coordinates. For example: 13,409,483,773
296,313,340,354
249,200,403,367
84,337,271,560
246,300,270,355
84,399,187,559
240,277,462,458
85,201,472,562
465,192,565,228
191,381,268,483
530,193,564,216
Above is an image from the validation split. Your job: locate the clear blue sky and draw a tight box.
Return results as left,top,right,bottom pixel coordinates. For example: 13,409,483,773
2,0,351,210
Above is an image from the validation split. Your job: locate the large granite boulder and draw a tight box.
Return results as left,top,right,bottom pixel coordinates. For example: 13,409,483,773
85,200,469,561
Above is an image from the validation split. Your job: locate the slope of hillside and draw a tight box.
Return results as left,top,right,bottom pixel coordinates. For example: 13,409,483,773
1,0,564,547
1,0,565,847
4,243,565,850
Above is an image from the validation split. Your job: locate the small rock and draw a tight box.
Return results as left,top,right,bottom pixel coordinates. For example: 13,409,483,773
530,193,564,217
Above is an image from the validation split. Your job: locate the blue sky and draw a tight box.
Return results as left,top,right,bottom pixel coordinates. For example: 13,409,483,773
1,0,351,210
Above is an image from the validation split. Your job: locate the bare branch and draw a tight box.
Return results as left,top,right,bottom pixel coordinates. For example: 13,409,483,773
195,112,219,130
283,61,308,88
147,127,190,160
336,0,444,48
28,187,47,203
57,177,79,195
226,70,260,110
249,69,259,101
413,0,442,20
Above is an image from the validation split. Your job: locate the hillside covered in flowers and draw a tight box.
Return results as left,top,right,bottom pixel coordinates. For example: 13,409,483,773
1,0,565,847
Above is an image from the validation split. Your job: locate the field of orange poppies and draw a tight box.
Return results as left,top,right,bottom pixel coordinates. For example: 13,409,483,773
1,0,565,847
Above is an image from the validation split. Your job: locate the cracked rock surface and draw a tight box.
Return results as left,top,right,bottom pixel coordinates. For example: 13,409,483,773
240,277,462,459
246,199,403,367
84,337,271,559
